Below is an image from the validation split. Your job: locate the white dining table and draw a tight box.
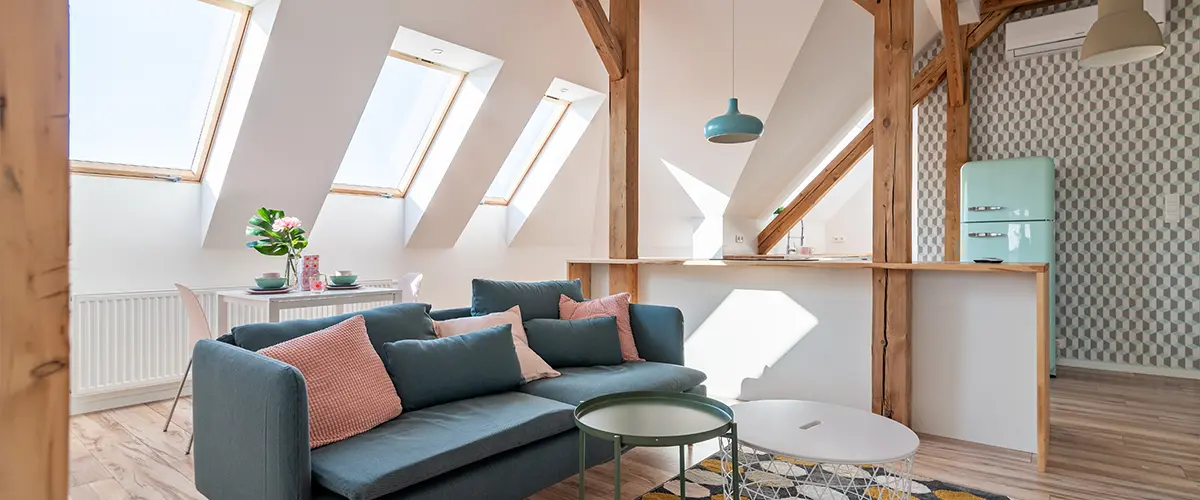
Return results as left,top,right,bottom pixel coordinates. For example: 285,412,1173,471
215,287,403,334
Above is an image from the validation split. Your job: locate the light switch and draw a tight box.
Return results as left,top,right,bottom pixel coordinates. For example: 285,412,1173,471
1164,193,1181,223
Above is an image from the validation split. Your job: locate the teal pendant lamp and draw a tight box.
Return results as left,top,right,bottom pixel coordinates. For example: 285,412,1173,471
705,0,763,144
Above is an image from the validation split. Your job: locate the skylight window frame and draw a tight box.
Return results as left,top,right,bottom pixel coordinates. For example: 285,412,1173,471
68,0,252,183
481,95,570,206
329,51,466,198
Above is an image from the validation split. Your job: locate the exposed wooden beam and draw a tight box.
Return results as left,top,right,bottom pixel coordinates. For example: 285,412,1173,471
980,0,1061,13
609,263,639,304
872,0,914,426
0,0,72,498
851,0,877,15
942,0,971,261
756,8,1012,255
572,0,625,80
567,262,593,299
940,0,967,107
608,0,639,263
758,127,874,253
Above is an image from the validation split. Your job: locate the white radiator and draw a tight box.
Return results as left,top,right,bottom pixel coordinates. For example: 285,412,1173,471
69,280,396,399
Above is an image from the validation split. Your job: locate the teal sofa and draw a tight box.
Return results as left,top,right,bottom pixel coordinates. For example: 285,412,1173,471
191,280,706,500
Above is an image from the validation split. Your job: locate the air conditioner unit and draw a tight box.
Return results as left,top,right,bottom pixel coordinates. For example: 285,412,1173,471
1005,0,1167,61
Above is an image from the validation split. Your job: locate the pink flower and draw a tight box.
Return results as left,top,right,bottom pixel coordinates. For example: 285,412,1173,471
272,216,302,232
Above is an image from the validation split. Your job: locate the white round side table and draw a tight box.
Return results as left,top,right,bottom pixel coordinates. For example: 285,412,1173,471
719,400,920,500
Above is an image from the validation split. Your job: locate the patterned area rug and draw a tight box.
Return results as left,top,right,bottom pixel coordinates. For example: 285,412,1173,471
636,450,1011,500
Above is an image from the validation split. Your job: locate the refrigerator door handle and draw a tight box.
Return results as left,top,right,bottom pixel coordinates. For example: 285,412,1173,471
968,205,1005,212
968,232,1005,238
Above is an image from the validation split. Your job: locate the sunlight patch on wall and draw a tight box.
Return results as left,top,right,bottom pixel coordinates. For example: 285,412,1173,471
684,289,818,399
664,159,730,259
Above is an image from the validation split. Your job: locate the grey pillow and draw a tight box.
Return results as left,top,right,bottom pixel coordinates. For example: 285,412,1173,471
470,279,585,321
524,317,623,368
381,324,523,411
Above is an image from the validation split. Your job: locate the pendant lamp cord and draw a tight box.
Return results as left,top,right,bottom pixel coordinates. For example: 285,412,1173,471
731,0,736,97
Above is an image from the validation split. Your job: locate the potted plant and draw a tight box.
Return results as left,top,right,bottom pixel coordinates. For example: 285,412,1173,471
246,208,309,287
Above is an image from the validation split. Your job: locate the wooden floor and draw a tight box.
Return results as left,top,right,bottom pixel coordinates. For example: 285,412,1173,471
69,366,1200,500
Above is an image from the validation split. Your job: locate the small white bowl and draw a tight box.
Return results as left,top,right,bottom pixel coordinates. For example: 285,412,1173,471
336,270,355,276
260,272,281,279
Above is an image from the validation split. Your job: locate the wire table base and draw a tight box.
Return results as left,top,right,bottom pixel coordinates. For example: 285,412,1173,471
718,439,917,500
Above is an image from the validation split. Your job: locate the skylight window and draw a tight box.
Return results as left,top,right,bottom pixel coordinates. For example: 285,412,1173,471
69,0,249,181
482,96,570,205
332,52,465,197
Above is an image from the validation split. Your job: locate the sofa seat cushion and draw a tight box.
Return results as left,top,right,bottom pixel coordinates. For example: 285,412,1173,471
518,362,707,406
310,392,575,500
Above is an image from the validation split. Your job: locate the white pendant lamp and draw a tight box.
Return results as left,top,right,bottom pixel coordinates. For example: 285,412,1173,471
1080,0,1165,67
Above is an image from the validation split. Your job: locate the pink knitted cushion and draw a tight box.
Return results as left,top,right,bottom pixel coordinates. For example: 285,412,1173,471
258,315,401,448
435,306,560,383
559,293,641,361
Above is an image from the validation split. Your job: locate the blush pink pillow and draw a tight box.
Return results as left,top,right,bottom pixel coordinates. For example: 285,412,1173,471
258,315,401,448
435,306,560,383
559,293,641,361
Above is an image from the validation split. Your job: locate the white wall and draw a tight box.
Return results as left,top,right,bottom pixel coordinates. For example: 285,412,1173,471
71,176,593,308
71,0,912,305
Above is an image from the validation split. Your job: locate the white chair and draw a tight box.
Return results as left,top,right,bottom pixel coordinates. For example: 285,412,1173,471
395,273,423,303
166,283,213,454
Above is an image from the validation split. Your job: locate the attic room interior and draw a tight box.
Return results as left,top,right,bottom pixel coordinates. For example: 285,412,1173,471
2,0,1198,498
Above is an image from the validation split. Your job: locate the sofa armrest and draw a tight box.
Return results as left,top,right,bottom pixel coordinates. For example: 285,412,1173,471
628,304,684,365
193,339,311,500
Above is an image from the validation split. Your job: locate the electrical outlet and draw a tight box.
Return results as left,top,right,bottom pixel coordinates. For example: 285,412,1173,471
734,235,745,244
832,236,846,244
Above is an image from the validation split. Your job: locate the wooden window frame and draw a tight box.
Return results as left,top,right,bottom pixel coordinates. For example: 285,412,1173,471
330,51,466,198
481,95,570,206
69,0,252,183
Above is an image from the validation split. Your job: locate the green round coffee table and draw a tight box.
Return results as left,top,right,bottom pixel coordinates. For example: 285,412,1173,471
574,391,739,500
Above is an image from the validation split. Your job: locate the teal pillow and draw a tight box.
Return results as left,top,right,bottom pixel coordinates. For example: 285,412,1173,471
524,317,622,368
231,303,436,359
471,279,585,321
381,324,523,411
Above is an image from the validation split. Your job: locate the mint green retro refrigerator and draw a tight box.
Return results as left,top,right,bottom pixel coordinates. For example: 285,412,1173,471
960,157,1057,376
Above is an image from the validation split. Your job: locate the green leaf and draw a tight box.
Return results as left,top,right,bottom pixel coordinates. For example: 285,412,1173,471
293,240,309,251
246,227,275,238
248,215,274,232
256,207,275,222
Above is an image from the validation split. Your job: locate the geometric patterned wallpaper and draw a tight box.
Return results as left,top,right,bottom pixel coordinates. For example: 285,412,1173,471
915,0,1199,371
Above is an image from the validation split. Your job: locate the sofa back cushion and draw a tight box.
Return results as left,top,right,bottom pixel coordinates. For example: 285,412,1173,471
232,303,437,359
258,315,402,448
435,306,559,383
382,324,523,411
471,279,585,321
524,317,623,368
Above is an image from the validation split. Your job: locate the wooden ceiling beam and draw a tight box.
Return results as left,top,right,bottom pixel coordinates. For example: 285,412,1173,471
756,8,1012,255
572,0,625,80
941,0,971,262
851,0,877,15
940,0,967,108
980,0,1064,13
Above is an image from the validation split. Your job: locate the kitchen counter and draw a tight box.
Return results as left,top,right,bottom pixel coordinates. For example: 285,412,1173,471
567,257,1050,470
566,257,1048,273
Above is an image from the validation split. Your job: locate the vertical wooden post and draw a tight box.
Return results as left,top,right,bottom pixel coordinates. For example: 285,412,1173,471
567,262,593,299
942,0,971,262
871,0,914,426
0,0,71,498
608,0,638,262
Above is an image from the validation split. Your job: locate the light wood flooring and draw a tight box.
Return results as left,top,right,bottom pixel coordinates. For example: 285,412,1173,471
69,366,1200,499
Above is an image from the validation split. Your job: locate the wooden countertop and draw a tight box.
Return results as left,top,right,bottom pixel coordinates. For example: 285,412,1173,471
566,258,1048,274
